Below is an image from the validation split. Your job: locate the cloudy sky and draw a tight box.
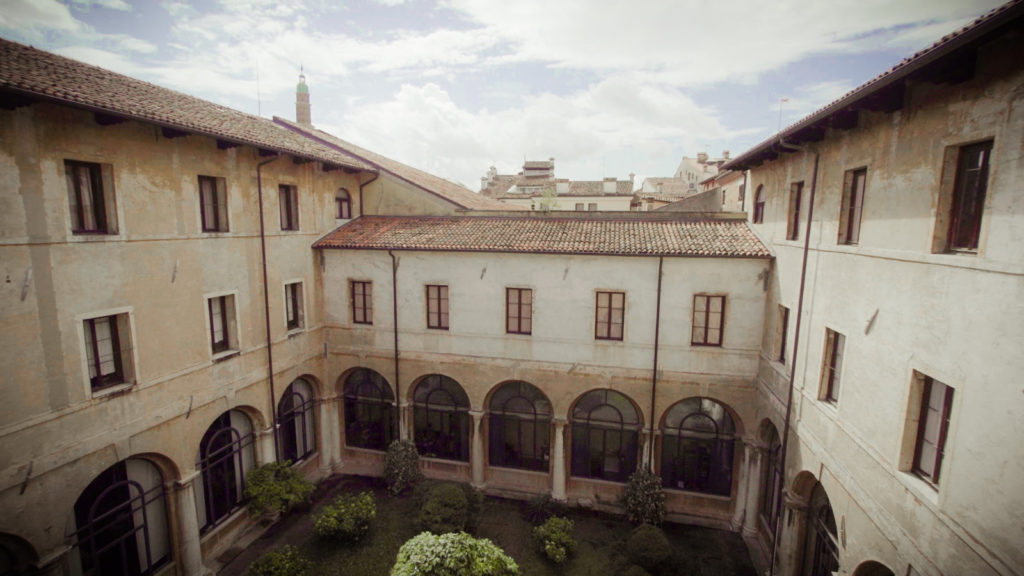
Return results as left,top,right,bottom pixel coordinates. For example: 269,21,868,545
0,0,1004,190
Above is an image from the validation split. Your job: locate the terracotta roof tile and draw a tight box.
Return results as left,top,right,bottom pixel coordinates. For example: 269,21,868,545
314,215,770,258
0,38,371,171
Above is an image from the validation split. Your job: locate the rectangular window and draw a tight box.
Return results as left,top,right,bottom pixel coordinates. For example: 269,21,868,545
285,282,304,331
199,175,229,232
588,203,598,211
506,288,533,335
595,291,625,340
948,140,993,252
787,182,803,240
83,314,132,392
838,168,866,245
65,160,117,234
279,184,299,231
820,329,845,403
207,295,237,354
691,294,725,346
426,285,449,330
336,189,352,219
776,305,789,363
351,281,372,325
575,203,584,211
913,377,954,485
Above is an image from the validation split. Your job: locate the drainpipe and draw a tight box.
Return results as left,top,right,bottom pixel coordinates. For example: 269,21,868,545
257,154,281,463
388,250,402,440
359,172,379,217
648,256,664,468
769,140,819,576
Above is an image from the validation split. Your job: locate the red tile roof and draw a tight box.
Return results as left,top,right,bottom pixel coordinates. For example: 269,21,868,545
275,117,516,211
0,38,371,171
314,215,770,258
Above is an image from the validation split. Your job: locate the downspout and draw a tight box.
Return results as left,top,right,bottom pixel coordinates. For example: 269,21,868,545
359,172,379,217
769,140,819,575
388,250,402,440
648,256,664,468
257,154,282,463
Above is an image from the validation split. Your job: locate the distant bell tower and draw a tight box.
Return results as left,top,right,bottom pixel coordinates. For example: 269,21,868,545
296,67,311,126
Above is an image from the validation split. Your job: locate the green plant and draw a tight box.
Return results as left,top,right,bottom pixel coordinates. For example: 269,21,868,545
626,524,672,571
244,462,315,519
418,482,468,534
384,440,423,496
521,492,563,525
313,491,376,541
621,469,666,525
532,516,576,564
247,545,311,576
390,532,519,576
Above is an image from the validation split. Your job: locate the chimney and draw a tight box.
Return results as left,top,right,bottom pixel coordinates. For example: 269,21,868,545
697,152,708,165
296,68,311,126
722,150,730,160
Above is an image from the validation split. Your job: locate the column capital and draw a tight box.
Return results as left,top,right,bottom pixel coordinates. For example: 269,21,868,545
469,409,485,419
553,418,568,426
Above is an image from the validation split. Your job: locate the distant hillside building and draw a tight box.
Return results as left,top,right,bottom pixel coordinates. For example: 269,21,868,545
480,159,634,211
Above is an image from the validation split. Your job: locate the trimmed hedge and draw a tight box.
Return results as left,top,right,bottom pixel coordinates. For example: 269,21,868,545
313,491,376,542
626,524,672,571
384,440,423,496
244,462,315,519
247,545,311,576
390,532,519,576
419,482,469,534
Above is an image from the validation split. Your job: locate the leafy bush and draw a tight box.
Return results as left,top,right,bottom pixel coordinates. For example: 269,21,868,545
313,491,376,542
390,532,519,576
521,492,565,525
627,524,672,571
621,469,666,526
532,516,576,564
384,440,423,496
419,482,468,534
247,545,311,576
245,462,315,519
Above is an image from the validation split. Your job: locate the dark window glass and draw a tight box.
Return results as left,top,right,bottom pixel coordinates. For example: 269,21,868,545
199,175,228,232
336,188,352,219
285,282,303,330
570,389,640,482
351,281,372,325
343,369,396,451
753,185,765,223
787,182,803,240
426,285,449,330
821,329,845,403
838,168,865,245
691,295,725,346
279,185,299,230
595,291,625,340
776,306,789,363
413,375,470,461
197,411,254,532
805,483,839,576
660,397,735,496
913,377,954,485
65,160,110,234
489,381,552,471
84,315,124,391
208,296,231,353
948,140,993,251
506,288,532,335
278,378,316,463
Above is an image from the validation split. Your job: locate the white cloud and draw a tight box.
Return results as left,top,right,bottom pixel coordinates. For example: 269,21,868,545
0,0,81,40
776,79,858,127
373,0,411,5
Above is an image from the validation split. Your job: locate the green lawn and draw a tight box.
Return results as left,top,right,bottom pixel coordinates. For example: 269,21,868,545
223,475,756,576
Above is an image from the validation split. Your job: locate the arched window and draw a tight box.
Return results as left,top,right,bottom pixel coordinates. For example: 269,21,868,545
344,368,396,451
413,375,470,462
753,185,765,223
71,458,170,576
196,410,255,532
335,188,352,219
660,397,736,496
278,378,316,463
760,423,783,532
804,482,840,576
570,389,641,482
488,381,552,471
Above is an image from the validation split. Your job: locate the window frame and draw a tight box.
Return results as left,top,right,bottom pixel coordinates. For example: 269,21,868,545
947,140,993,252
351,280,373,325
787,181,803,240
776,305,789,364
83,315,124,392
587,203,598,211
575,203,584,211
912,377,954,486
207,295,232,354
506,287,533,335
278,184,299,231
199,175,229,233
820,328,845,404
753,185,765,223
335,188,352,219
284,281,304,332
343,369,397,451
595,291,625,341
277,378,316,463
838,168,866,245
425,284,449,330
691,294,725,347
488,381,552,472
65,160,117,235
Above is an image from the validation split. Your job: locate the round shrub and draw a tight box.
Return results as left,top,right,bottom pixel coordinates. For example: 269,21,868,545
419,482,469,534
313,491,376,542
244,462,315,519
627,524,672,571
532,516,576,564
621,469,666,526
247,545,311,576
391,532,519,576
384,440,423,496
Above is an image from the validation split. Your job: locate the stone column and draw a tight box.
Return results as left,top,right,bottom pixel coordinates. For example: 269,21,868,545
399,401,411,441
743,443,765,537
551,419,567,501
640,429,653,470
470,410,485,488
730,440,752,531
777,490,809,576
258,425,276,464
175,472,209,576
327,395,342,469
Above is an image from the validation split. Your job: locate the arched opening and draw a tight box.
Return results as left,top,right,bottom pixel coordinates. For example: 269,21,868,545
0,534,36,576
754,185,765,223
70,458,170,576
413,375,470,462
660,397,736,496
852,561,896,576
278,377,316,463
759,420,783,533
570,389,641,482
343,368,396,451
803,482,840,576
488,381,552,472
335,188,352,219
195,410,255,533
